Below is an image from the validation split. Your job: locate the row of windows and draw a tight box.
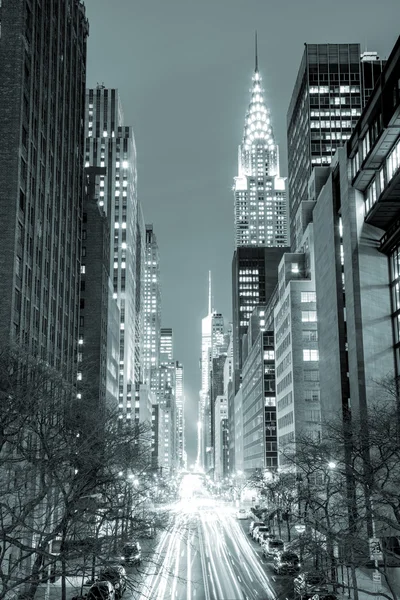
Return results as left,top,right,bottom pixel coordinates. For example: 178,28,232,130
276,372,292,395
277,391,293,411
301,291,316,303
278,411,294,429
276,352,291,377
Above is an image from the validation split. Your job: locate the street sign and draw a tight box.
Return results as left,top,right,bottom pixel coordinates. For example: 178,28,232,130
373,570,381,583
369,537,383,561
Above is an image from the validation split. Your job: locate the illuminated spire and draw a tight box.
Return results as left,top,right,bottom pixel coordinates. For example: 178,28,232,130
255,30,258,72
242,37,275,152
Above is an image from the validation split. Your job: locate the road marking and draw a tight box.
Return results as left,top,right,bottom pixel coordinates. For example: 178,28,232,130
237,575,242,582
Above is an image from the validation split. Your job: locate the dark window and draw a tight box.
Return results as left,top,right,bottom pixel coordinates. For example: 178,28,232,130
19,190,25,212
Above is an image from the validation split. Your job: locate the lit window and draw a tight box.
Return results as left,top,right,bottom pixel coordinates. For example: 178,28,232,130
81,265,85,274
122,160,128,168
301,311,317,322
77,372,82,381
291,263,299,273
303,349,319,361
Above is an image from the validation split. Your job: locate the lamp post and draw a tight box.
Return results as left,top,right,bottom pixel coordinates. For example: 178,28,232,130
294,523,306,563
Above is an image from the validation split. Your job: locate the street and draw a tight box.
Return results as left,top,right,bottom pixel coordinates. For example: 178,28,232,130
136,499,294,600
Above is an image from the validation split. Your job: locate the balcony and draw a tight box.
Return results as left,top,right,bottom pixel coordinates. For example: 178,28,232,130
365,167,400,230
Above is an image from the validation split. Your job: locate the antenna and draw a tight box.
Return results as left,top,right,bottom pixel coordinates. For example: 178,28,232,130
208,271,212,315
255,30,258,72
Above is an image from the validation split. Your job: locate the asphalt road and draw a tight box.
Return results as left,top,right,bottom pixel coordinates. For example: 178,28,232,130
134,499,296,600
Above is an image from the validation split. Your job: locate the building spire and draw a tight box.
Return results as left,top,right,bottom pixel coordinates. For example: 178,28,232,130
208,270,212,315
255,30,258,72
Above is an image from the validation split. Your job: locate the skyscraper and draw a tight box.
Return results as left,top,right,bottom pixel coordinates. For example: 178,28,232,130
232,246,287,378
79,167,119,413
198,273,225,470
160,328,173,364
143,224,161,384
85,87,144,422
0,0,88,378
287,43,384,248
234,36,288,248
175,361,186,469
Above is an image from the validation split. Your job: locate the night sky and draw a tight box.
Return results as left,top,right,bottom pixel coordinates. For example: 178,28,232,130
84,0,400,462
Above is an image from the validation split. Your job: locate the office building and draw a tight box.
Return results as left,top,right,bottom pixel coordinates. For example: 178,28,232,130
232,246,288,379
143,225,161,384
234,38,288,248
274,221,322,466
85,87,144,422
287,43,384,249
175,361,186,468
134,207,145,385
241,306,278,472
157,361,177,475
160,328,173,365
214,396,229,481
313,36,400,424
79,168,119,414
0,0,88,377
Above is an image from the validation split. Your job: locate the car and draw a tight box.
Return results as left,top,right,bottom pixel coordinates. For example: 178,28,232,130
262,538,285,558
98,565,127,598
87,581,115,600
293,571,328,598
273,551,301,574
120,542,142,566
259,531,277,545
236,508,248,520
249,520,264,536
253,525,270,543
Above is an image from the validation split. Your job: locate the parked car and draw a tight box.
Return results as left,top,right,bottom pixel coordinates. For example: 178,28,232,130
120,542,142,566
293,571,328,598
236,508,248,520
262,538,285,558
87,581,115,600
259,532,277,545
98,565,127,598
253,525,270,542
248,520,264,536
273,551,301,574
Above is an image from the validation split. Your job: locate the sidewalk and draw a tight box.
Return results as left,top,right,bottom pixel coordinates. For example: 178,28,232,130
338,565,393,600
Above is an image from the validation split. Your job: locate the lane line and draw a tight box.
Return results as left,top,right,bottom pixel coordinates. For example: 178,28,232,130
198,520,211,600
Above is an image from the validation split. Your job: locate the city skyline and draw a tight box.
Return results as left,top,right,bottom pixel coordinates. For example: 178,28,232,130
85,0,399,461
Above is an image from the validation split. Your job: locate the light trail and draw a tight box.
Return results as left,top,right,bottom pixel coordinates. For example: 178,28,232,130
187,531,192,600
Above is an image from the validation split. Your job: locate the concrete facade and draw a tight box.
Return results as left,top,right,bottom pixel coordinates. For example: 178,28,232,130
274,224,322,466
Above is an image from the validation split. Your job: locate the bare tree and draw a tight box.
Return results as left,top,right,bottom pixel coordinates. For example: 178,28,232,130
0,344,159,600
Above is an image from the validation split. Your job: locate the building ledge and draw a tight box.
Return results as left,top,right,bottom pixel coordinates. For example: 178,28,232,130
365,168,400,230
